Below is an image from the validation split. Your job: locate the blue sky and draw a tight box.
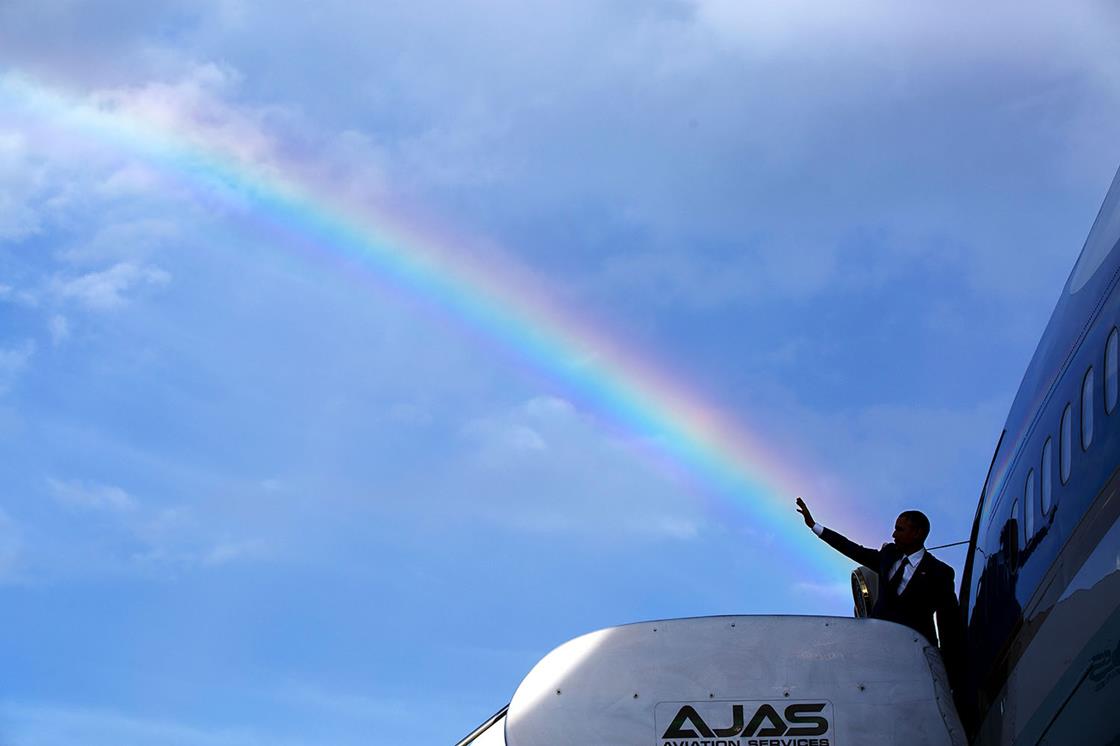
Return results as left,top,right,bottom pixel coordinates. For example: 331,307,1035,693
2,2,1120,743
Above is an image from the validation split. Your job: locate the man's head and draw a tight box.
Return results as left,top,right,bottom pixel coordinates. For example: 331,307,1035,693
893,510,930,554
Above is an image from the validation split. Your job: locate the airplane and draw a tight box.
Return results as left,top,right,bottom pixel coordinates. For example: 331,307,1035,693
958,158,1120,744
456,163,1120,746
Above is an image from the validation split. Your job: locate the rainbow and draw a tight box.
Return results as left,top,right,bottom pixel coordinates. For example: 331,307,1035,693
2,73,850,579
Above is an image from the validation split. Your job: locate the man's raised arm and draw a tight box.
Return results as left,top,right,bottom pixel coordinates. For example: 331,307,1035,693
796,496,881,568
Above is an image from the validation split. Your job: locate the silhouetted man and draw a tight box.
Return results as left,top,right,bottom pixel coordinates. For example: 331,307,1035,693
796,496,962,682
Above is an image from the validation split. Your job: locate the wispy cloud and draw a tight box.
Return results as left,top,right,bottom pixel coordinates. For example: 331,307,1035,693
58,217,182,265
457,396,705,540
0,509,23,582
91,63,280,169
694,0,1120,71
53,262,171,310
464,418,548,456
126,506,271,573
0,129,43,241
201,538,269,566
0,341,35,394
48,314,69,345
791,580,853,601
0,701,289,746
462,396,576,460
36,477,274,577
46,477,136,511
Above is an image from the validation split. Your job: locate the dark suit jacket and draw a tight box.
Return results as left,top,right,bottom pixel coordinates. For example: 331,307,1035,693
820,527,963,666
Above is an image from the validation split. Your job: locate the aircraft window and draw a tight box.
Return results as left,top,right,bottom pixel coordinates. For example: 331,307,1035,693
1041,437,1054,514
1025,469,1036,538
1061,403,1073,484
1107,328,1119,414
1082,367,1095,450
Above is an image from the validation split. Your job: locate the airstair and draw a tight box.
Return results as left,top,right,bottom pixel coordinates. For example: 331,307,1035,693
457,613,965,746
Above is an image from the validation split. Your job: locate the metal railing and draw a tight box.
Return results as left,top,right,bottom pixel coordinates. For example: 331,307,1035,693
454,704,509,746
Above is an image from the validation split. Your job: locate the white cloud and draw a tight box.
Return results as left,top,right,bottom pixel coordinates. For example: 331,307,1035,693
270,680,414,722
0,190,41,241
590,240,846,309
83,67,401,218
506,424,546,452
386,402,432,426
202,538,268,566
523,395,575,420
20,465,285,581
48,314,70,345
791,580,852,601
0,679,439,746
464,397,587,459
0,681,432,746
96,164,165,198
0,509,23,582
0,284,37,308
634,515,700,540
98,502,270,574
3,4,1112,325
88,63,280,169
693,0,1120,71
455,396,707,540
54,262,171,310
463,417,547,457
0,341,35,394
0,700,290,746
47,477,136,511
58,217,181,265
0,129,44,241
395,102,515,190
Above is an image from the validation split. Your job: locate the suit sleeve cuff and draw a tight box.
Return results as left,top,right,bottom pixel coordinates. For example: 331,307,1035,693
812,523,825,537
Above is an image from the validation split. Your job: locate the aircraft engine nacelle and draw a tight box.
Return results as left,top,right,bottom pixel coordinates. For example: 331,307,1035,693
503,615,964,746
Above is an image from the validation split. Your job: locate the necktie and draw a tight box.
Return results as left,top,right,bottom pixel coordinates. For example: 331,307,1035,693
886,557,909,596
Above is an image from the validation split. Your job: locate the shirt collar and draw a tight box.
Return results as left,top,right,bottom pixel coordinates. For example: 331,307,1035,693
905,547,926,566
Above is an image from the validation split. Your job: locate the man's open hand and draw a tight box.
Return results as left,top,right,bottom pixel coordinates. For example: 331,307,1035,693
796,496,815,528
